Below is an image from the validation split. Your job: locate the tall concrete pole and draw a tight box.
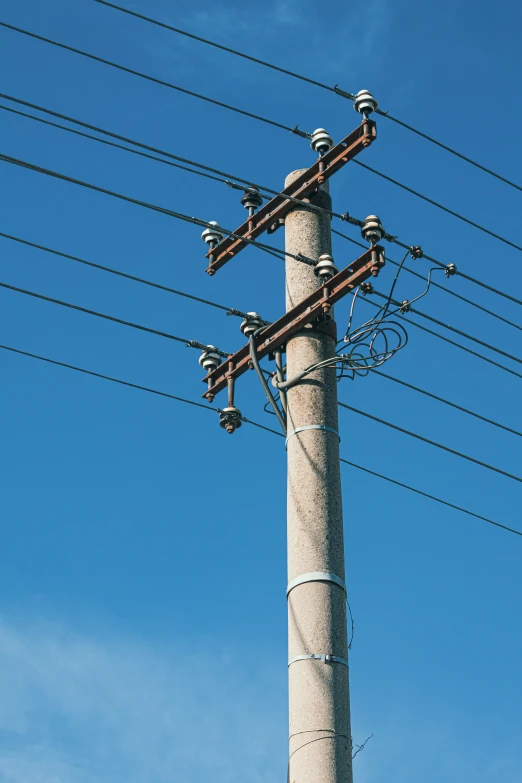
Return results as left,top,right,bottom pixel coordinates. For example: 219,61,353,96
285,171,353,783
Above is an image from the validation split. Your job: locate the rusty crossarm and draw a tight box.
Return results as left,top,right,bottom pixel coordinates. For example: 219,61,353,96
205,119,377,275
202,246,385,400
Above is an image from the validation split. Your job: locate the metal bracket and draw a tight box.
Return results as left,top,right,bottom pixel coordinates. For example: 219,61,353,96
287,571,346,598
288,654,349,668
285,424,340,448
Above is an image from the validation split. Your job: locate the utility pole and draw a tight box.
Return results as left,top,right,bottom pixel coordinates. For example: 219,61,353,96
285,174,352,783
199,90,383,783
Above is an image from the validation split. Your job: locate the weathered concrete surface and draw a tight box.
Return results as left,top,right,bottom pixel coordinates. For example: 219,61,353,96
286,170,353,783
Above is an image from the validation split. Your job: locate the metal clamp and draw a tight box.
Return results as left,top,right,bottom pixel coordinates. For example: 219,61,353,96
287,571,346,598
288,654,349,668
285,424,340,448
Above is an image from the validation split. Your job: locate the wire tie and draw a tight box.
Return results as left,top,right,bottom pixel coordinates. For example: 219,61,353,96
287,571,346,598
286,424,340,448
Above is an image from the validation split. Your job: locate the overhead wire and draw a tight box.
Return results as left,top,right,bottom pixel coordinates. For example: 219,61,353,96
0,231,251,319
339,402,522,485
373,370,522,439
91,0,522,194
332,229,522,333
2,89,520,314
0,277,230,356
5,229,519,441
353,159,522,254
1,339,520,537
0,22,310,139
0,151,313,266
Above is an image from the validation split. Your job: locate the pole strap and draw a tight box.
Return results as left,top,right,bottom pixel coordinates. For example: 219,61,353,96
288,653,349,668
285,424,340,448
286,571,346,598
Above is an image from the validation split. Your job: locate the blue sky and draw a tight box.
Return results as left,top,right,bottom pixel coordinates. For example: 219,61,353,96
0,0,521,781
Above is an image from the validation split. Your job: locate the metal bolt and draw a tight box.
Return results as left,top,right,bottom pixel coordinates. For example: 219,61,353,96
360,282,374,295
445,263,457,277
410,245,424,259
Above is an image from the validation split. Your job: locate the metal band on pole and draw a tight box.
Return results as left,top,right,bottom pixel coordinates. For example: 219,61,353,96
288,653,349,668
287,571,346,598
285,424,340,448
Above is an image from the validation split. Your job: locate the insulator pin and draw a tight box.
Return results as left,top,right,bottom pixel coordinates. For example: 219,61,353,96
314,254,338,282
361,215,385,245
201,221,224,248
240,312,265,337
310,128,334,156
219,406,243,434
354,89,378,119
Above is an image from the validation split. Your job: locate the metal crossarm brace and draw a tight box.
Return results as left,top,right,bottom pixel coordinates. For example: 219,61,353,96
205,119,377,275
202,245,385,400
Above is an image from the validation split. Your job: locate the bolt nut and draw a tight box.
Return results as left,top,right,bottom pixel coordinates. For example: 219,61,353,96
219,406,243,434
314,253,338,281
361,215,385,245
201,221,224,247
240,312,265,337
198,346,222,372
240,187,263,212
354,89,378,117
310,128,334,156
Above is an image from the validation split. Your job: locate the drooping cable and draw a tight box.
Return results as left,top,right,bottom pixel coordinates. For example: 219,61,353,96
249,329,287,434
1,339,520,538
340,403,522,485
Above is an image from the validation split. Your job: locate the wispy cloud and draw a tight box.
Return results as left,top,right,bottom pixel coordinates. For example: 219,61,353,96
0,619,285,783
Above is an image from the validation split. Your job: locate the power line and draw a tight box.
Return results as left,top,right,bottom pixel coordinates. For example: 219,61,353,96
6,228,520,439
0,231,250,319
340,402,522,485
333,229,522,333
353,160,522,254
357,291,522,382
373,370,522,438
372,291,522,369
0,21,310,139
2,84,519,312
2,339,520,538
0,277,230,355
92,0,522,195
0,151,308,265
340,458,522,538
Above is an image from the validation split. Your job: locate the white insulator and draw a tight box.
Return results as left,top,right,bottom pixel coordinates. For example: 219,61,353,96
361,215,385,245
201,221,224,246
354,89,378,117
198,346,222,372
240,312,265,337
314,254,338,281
310,128,334,156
